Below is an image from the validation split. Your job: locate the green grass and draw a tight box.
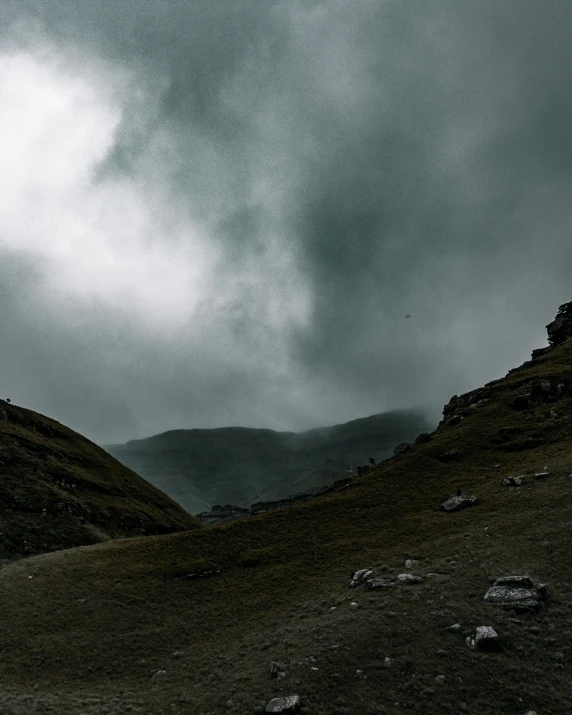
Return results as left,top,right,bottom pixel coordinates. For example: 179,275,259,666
0,344,572,713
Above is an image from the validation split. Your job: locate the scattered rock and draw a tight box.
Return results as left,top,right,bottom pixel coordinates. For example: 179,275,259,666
441,494,477,512
426,572,451,581
152,669,168,679
397,573,422,584
349,568,373,588
534,471,549,480
270,661,286,679
366,578,395,590
404,559,420,569
265,695,301,713
384,656,393,667
484,576,547,613
445,623,462,633
437,449,464,463
447,415,463,426
511,377,572,411
465,626,502,652
197,492,317,526
434,674,447,684
415,432,432,444
502,476,523,487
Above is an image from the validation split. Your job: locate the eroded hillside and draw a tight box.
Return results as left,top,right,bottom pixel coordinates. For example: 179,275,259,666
0,401,202,560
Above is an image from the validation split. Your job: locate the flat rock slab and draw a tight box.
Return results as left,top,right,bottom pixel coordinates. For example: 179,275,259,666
426,572,451,580
441,494,477,511
266,695,301,713
485,576,546,613
397,573,422,584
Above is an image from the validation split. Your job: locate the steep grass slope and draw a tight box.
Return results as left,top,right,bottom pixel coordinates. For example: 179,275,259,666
1,342,572,713
104,410,431,513
0,401,202,560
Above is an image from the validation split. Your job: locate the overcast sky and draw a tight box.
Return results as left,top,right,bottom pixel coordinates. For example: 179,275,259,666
1,0,571,445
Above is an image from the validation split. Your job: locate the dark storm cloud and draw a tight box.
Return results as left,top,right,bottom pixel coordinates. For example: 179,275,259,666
1,0,572,443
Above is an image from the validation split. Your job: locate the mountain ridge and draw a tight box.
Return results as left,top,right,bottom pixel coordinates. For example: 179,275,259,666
103,409,432,513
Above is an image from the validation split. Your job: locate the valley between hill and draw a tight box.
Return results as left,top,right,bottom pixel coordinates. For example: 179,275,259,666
103,410,431,515
0,318,571,713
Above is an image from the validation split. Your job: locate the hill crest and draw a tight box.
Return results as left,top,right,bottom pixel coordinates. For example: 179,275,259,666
0,400,202,561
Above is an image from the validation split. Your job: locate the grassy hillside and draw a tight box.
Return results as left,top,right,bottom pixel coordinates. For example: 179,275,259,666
0,341,570,712
0,401,202,561
104,410,432,513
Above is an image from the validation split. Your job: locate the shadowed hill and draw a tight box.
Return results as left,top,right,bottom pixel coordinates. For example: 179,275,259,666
103,410,432,513
1,315,572,712
0,401,202,561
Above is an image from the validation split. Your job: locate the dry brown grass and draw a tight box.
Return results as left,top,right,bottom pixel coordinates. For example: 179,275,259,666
1,344,572,713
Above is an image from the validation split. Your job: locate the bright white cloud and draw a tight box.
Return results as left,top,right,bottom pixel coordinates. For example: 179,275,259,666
0,49,223,329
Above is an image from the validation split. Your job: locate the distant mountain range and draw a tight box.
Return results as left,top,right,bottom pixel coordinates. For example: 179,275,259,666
103,410,433,514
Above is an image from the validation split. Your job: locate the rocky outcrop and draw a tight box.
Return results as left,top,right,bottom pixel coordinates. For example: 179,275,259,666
531,300,572,358
196,493,315,526
484,576,547,613
511,378,572,410
442,389,491,420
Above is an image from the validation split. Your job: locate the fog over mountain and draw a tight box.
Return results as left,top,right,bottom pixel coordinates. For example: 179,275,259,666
2,1,572,444
104,409,431,514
